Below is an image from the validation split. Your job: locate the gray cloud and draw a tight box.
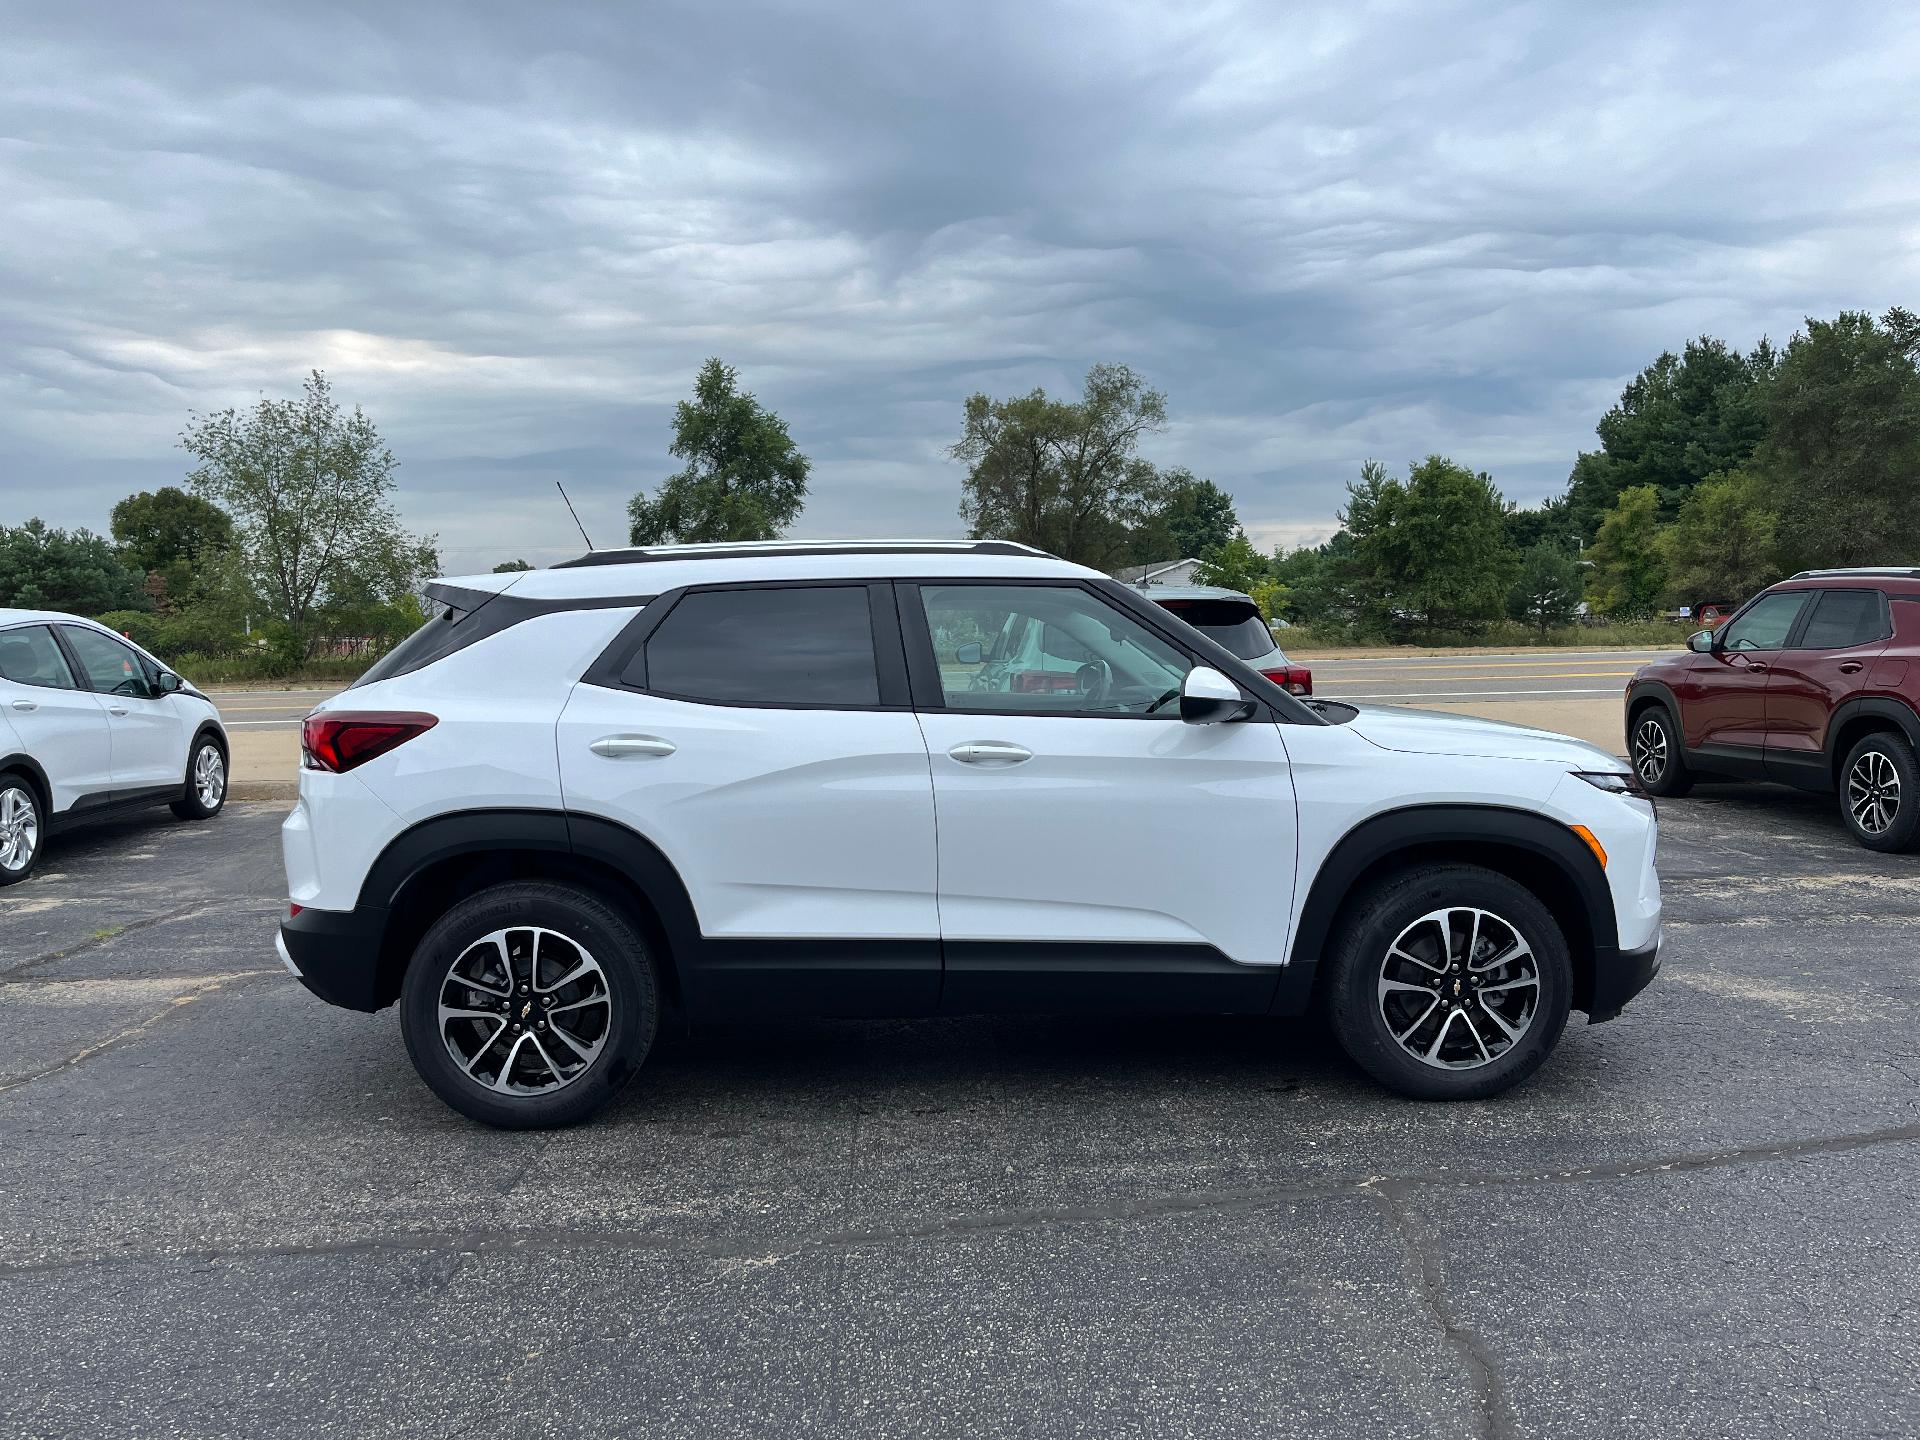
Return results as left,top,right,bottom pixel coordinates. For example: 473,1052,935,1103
3,0,1917,571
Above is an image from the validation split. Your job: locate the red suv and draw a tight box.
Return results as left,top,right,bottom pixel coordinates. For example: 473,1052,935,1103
1626,569,1920,851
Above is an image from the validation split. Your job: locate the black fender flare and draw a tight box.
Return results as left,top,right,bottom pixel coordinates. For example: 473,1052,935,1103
1274,803,1618,1015
1625,677,1681,737
1825,695,1920,779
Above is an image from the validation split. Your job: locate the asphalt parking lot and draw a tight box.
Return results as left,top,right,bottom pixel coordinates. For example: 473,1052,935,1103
3,791,1918,1439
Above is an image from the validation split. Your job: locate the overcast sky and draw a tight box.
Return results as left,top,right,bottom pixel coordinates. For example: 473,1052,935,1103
4,1,1917,573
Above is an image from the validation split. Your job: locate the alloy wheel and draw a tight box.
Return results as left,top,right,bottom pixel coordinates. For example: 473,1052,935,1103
1632,716,1668,786
438,926,613,1094
0,787,37,874
195,745,226,809
1376,906,1539,1070
1847,749,1901,836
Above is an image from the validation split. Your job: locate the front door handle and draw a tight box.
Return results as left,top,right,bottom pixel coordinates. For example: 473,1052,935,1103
10,700,35,712
589,734,676,759
107,705,130,716
1839,661,1865,674
948,740,1033,766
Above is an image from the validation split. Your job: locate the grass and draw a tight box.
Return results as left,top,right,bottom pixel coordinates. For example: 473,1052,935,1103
171,653,376,687
1274,619,1690,653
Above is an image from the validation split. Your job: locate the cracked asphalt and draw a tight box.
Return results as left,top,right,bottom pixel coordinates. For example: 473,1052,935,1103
2,790,1918,1439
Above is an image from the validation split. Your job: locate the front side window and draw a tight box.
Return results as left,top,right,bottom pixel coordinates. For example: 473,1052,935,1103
1796,589,1887,649
642,586,879,707
0,626,78,689
920,584,1192,714
60,626,154,697
1720,593,1807,652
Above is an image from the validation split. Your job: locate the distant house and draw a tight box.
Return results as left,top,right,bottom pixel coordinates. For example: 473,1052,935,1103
1112,558,1204,587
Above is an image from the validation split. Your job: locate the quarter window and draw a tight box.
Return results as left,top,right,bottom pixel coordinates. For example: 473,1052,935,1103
919,585,1192,714
1796,589,1887,649
641,586,880,707
1719,593,1807,652
60,626,154,697
0,626,78,689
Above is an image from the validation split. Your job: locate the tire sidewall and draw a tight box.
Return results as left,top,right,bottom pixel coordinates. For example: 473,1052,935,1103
400,883,658,1129
0,778,42,886
1326,867,1573,1100
1632,705,1691,796
1840,731,1920,852
173,736,227,819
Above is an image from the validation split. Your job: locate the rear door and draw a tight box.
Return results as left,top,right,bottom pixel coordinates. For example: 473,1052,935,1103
57,624,188,795
1680,591,1810,758
556,581,940,1015
902,580,1296,1014
0,623,112,814
1765,588,1891,779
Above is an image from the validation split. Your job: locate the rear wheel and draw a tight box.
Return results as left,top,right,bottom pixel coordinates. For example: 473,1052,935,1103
1630,704,1693,797
0,777,43,887
1839,730,1920,853
1325,865,1572,1100
400,881,658,1128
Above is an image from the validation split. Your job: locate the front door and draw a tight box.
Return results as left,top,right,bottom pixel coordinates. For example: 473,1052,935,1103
57,625,187,795
902,581,1297,1014
1680,591,1811,756
556,582,940,1016
1764,588,1890,776
0,624,112,815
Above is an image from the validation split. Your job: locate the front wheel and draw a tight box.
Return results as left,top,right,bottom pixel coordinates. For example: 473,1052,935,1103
400,881,659,1128
1324,865,1573,1100
1630,705,1693,797
170,737,227,820
1840,730,1920,852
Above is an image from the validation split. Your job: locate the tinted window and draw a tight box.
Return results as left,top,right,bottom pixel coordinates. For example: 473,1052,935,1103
1154,599,1275,660
0,626,78,689
1797,589,1887,649
644,587,879,706
921,584,1191,714
1720,593,1807,652
61,626,154,697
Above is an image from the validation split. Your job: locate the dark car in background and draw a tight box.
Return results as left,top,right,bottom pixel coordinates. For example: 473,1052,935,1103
1131,585,1312,695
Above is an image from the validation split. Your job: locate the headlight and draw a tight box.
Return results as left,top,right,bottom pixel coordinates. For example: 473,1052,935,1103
1572,769,1655,814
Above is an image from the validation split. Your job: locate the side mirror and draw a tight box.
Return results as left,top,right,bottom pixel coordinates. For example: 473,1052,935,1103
1686,629,1717,654
953,642,982,665
156,670,184,693
1180,666,1254,725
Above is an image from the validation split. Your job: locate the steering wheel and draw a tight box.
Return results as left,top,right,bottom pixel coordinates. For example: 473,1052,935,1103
1076,659,1112,709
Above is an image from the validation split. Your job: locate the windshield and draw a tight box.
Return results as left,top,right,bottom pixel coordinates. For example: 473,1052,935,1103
1151,598,1275,659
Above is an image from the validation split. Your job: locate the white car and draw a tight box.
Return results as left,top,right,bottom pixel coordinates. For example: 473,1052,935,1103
0,610,230,884
278,540,1662,1128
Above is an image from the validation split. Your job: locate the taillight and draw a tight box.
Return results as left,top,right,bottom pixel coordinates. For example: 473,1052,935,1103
301,711,438,773
1260,666,1313,696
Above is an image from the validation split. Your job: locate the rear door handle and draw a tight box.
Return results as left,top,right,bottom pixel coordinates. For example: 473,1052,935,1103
589,734,676,759
1839,662,1865,674
948,741,1033,766
10,700,35,712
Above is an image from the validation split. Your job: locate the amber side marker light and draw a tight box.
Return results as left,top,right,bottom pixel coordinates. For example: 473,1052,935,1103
1569,824,1608,869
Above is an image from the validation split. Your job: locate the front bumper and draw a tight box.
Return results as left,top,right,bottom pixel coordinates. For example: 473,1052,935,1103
1585,927,1662,1024
278,905,391,1013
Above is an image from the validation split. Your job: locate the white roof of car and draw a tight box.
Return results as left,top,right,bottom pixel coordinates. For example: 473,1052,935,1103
438,540,1105,600
0,607,108,629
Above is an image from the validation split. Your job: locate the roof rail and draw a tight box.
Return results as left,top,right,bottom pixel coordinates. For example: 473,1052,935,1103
550,539,1056,569
1789,566,1920,580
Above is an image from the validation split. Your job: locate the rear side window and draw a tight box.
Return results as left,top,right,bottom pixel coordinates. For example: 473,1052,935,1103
1797,589,1888,648
0,626,78,689
1153,599,1274,660
641,586,880,707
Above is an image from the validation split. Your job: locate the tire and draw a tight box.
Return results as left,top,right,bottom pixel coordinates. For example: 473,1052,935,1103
400,881,659,1128
1324,865,1573,1101
1838,729,1920,853
1629,704,1694,797
0,775,44,887
170,735,228,820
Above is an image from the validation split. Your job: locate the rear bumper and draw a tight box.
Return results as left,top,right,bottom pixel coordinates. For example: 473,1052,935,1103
278,905,390,1013
1585,928,1661,1024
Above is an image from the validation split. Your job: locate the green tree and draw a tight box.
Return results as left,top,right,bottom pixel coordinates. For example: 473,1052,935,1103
180,369,438,649
628,359,810,544
110,486,234,581
1507,543,1584,635
1272,532,1363,626
493,559,534,573
1586,485,1666,617
1191,531,1269,591
1342,457,1519,634
1130,471,1238,561
1755,308,1920,570
954,363,1168,569
1660,469,1779,607
0,519,149,614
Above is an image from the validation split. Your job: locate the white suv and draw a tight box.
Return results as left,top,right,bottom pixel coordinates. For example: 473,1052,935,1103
0,609,230,884
278,541,1662,1128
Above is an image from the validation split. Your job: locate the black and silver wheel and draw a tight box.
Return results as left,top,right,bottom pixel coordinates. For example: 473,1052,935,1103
0,777,42,887
1325,865,1572,1100
170,737,227,820
1630,705,1693,797
1840,730,1920,853
401,881,657,1128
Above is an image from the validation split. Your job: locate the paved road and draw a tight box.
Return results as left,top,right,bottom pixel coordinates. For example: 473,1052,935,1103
202,687,340,731
3,791,1916,1437
1307,649,1673,705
